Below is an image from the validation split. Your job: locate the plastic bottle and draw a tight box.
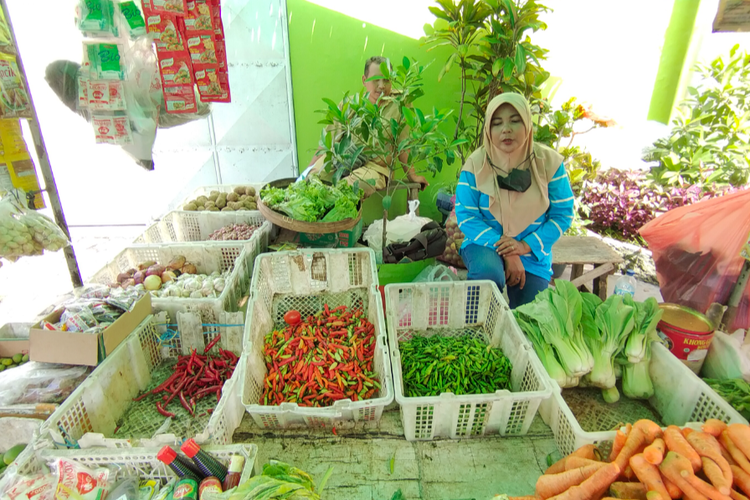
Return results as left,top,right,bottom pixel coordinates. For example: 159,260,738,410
198,477,222,499
171,478,198,500
613,269,637,298
180,439,229,482
157,446,202,481
221,455,245,491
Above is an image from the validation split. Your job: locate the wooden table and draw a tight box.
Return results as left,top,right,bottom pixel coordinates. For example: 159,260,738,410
552,236,624,299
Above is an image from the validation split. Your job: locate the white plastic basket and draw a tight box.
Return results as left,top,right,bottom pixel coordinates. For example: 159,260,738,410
10,443,256,484
240,248,393,428
539,342,749,456
385,280,553,441
38,315,246,448
133,212,267,245
90,233,268,328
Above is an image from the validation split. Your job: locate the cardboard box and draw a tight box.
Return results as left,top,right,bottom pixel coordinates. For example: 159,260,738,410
0,323,31,358
29,293,151,366
295,219,364,248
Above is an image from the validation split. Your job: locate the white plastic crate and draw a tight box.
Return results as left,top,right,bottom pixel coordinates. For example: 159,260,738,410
240,248,392,428
90,234,268,327
37,314,246,449
8,443,256,485
133,212,267,244
539,342,749,456
385,280,552,441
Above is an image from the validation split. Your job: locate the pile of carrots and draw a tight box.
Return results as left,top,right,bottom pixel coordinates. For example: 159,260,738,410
508,419,750,500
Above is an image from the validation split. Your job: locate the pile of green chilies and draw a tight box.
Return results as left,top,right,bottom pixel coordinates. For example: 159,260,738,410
704,378,750,420
399,334,512,397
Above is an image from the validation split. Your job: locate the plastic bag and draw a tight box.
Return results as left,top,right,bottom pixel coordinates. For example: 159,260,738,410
639,188,750,331
0,362,90,406
0,194,69,262
703,330,750,382
51,458,110,500
437,195,466,268
364,200,433,251
1,472,56,500
413,264,459,283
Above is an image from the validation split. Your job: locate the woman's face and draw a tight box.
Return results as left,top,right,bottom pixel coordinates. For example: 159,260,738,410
490,103,526,154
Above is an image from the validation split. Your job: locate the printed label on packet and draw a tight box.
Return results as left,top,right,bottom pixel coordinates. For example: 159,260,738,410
210,3,224,38
215,38,227,69
194,65,222,99
147,13,185,52
186,34,218,66
113,116,133,144
159,51,193,86
92,116,116,144
163,84,197,113
150,0,188,16
184,0,213,33
88,80,126,111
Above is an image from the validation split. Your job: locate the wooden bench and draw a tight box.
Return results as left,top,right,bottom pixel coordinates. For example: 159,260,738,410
552,236,624,299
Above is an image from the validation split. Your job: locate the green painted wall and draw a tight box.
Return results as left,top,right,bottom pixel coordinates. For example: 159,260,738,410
287,0,463,224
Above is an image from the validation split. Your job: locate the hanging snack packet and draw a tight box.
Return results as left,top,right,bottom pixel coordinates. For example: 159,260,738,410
85,43,125,80
0,7,16,55
163,84,197,113
184,1,213,34
87,80,126,111
118,1,147,39
214,38,227,69
92,115,116,144
210,2,224,39
146,13,185,52
193,65,221,99
159,51,193,87
186,34,217,66
0,54,32,119
53,458,110,500
77,63,91,111
3,473,56,500
113,115,134,144
76,0,118,38
150,0,188,16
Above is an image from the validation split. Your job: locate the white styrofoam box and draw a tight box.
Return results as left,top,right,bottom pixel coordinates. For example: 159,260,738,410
38,315,245,448
240,248,392,427
9,443,256,485
702,330,748,381
385,281,552,441
539,342,749,456
133,211,267,245
90,234,268,328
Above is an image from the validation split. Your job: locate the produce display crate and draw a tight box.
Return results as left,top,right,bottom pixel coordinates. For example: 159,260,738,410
90,236,268,329
10,443,256,484
240,248,393,427
385,280,552,441
37,314,246,448
539,342,749,456
133,211,267,245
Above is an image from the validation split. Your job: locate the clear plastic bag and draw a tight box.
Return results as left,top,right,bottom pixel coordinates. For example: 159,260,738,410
412,264,459,283
0,194,69,262
0,362,90,406
438,195,466,268
364,200,433,251
639,188,750,331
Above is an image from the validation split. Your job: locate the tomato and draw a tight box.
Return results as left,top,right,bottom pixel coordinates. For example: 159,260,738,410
284,310,301,326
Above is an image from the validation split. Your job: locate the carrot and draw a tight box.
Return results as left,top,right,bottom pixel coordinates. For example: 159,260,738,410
702,457,732,496
663,477,683,499
630,453,672,500
645,439,667,465
665,426,702,473
536,464,604,499
548,463,621,500
625,465,637,480
730,490,750,500
684,428,695,438
727,425,750,464
565,457,607,471
616,428,651,473
546,444,602,474
610,482,648,500
687,432,733,486
703,420,728,438
721,432,750,475
731,465,750,497
681,475,732,500
646,492,666,500
611,424,634,462
635,420,664,443
660,452,710,500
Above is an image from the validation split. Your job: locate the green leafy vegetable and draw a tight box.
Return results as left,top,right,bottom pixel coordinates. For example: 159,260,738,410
261,178,363,222
623,296,663,364
704,378,750,420
222,460,332,499
586,295,635,389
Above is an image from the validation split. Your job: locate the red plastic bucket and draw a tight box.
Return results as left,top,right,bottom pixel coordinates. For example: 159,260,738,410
657,303,715,374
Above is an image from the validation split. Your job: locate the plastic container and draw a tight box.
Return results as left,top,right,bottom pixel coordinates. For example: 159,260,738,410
539,342,748,456
613,270,637,297
657,302,716,374
385,280,553,441
90,235,268,328
240,248,393,428
133,212,267,245
37,314,246,448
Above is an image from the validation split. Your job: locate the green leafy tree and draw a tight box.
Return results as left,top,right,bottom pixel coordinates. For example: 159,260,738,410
646,45,750,188
316,58,465,253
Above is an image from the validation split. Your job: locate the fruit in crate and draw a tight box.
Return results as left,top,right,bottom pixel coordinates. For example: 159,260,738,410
182,187,258,212
113,256,218,295
207,223,258,241
0,353,28,372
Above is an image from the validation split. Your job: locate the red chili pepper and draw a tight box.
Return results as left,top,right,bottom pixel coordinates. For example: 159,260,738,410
204,334,222,354
179,391,195,416
156,401,175,418
133,392,149,402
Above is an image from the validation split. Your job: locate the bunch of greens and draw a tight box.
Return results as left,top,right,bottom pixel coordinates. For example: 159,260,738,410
261,177,362,222
220,460,332,499
704,378,750,420
515,280,663,403
399,334,512,397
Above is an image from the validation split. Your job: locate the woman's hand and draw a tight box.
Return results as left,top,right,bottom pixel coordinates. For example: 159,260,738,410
504,255,526,289
495,235,531,257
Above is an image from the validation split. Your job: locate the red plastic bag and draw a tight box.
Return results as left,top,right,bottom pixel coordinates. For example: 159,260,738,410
438,195,466,268
639,188,750,331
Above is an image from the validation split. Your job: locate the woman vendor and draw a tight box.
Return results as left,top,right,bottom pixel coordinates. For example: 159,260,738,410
456,93,575,308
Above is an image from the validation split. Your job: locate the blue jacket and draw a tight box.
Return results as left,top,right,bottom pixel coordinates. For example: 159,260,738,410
456,163,575,280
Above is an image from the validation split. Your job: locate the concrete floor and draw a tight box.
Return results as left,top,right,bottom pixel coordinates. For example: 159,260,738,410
233,410,557,500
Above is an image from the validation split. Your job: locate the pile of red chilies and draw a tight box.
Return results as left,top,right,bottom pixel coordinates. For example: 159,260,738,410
133,335,238,418
262,305,380,407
